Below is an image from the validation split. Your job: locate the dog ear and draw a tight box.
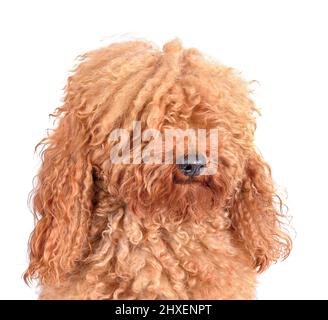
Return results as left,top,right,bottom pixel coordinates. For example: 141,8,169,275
230,151,292,272
24,108,94,285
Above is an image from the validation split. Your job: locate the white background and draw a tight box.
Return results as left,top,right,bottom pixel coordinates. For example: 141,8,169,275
0,0,327,299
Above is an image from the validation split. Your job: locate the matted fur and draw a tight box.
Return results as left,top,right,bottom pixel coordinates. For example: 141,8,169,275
24,38,291,299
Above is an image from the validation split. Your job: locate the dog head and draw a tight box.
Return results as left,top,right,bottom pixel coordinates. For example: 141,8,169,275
25,39,291,285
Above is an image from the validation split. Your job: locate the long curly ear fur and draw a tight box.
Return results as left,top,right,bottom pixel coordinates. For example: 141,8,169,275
231,151,292,273
24,105,94,285
23,40,159,286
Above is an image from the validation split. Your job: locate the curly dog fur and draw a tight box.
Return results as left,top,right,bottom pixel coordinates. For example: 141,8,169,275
25,38,291,299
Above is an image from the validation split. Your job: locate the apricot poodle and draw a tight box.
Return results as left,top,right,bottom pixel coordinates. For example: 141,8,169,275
25,38,291,299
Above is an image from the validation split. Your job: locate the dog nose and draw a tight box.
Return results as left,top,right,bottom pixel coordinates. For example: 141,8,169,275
177,154,206,177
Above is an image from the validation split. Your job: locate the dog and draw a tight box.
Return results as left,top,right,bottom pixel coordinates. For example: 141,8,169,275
25,38,291,299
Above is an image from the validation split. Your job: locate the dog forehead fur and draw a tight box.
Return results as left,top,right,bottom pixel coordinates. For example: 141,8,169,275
25,38,291,299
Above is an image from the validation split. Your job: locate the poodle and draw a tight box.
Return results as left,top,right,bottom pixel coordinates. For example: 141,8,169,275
25,38,291,299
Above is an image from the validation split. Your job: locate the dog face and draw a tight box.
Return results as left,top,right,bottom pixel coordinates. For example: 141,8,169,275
25,39,291,286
